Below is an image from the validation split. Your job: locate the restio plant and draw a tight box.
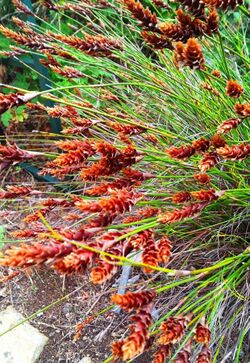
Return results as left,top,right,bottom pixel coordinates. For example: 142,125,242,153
0,0,249,362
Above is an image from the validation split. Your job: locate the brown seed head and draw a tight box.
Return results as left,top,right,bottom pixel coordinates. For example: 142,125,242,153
226,80,244,98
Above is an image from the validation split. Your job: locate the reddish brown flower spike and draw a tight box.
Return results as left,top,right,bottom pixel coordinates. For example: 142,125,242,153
141,31,174,50
199,152,220,173
12,0,33,14
112,309,152,360
90,260,117,284
203,0,243,10
157,316,187,344
0,242,74,268
205,10,219,35
167,145,195,159
173,42,186,67
128,229,154,249
142,237,159,273
183,38,205,70
137,207,159,218
195,323,211,345
0,143,42,163
158,23,189,42
192,138,210,152
175,342,191,363
210,134,226,148
158,236,172,263
211,69,221,78
75,189,141,215
0,186,34,199
195,346,211,363
152,344,172,363
226,80,244,98
234,103,250,117
158,202,208,224
0,92,29,115
217,143,250,161
50,32,122,56
111,290,156,312
172,191,192,204
178,0,205,18
194,173,211,184
191,189,219,202
217,118,242,134
122,0,158,30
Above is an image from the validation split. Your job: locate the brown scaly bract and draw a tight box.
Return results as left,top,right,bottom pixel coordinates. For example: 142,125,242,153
90,257,118,284
111,290,156,312
217,118,242,134
226,80,244,98
108,121,145,135
122,0,158,30
46,105,79,118
53,247,96,274
90,237,128,284
157,316,188,344
81,145,143,180
85,178,138,196
122,167,153,180
41,140,95,178
84,168,152,196
217,143,250,161
137,207,159,218
62,126,93,136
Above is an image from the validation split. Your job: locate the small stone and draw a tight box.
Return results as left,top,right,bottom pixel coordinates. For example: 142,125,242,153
0,306,48,363
0,287,7,297
78,357,92,363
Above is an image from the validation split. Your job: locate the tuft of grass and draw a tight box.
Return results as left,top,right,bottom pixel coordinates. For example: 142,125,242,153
0,0,249,361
